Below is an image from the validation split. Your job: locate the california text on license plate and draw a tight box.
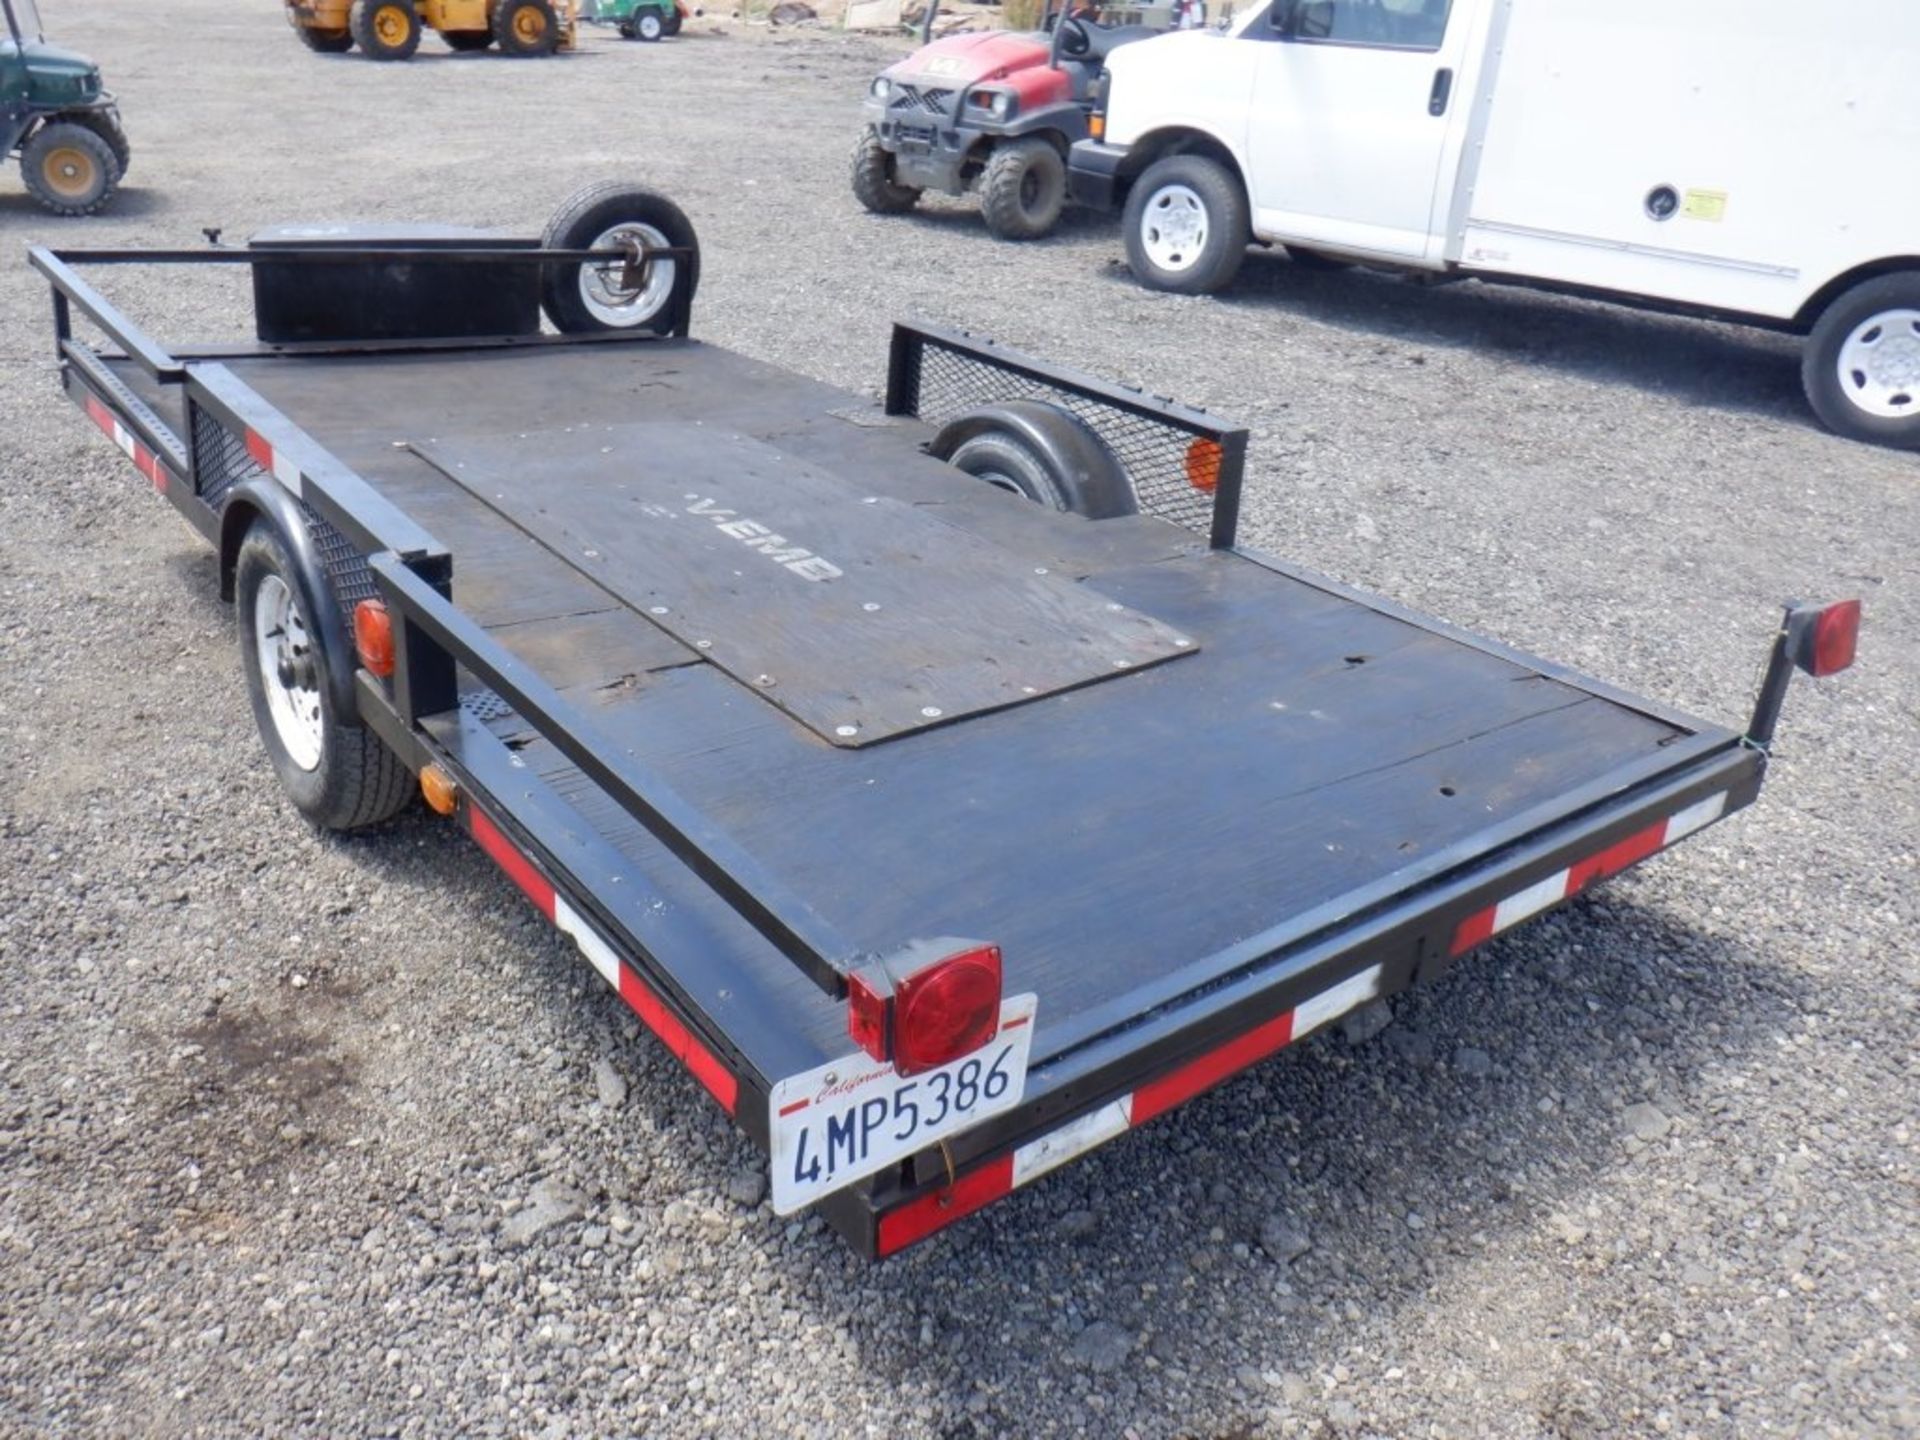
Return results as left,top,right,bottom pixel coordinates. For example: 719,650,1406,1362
768,994,1037,1216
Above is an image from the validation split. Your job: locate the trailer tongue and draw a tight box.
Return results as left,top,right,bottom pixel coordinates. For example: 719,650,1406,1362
32,186,1859,1258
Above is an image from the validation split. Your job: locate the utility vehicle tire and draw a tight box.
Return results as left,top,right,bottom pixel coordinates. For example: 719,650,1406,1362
66,111,131,179
1286,245,1353,272
540,180,700,334
980,137,1067,241
493,0,561,54
662,8,682,33
443,28,494,48
235,521,412,831
635,9,665,38
297,24,356,51
1802,271,1920,450
350,0,423,58
850,128,920,215
1123,152,1249,295
929,400,1136,519
20,123,118,217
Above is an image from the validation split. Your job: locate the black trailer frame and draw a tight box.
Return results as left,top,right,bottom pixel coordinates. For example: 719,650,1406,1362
33,236,1807,1258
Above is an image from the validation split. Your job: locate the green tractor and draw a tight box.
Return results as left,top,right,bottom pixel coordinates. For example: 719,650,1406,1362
2,0,126,216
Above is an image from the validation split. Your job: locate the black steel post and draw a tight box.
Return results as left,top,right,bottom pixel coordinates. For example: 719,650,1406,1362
1744,604,1797,752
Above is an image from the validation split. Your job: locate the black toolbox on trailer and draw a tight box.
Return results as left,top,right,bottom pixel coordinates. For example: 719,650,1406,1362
28,192,1859,1258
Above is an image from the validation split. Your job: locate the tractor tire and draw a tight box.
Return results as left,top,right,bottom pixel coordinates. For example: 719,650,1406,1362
67,111,131,179
493,0,561,55
929,400,1136,519
850,128,921,215
979,137,1067,242
443,28,494,48
635,8,665,39
1122,151,1249,295
662,8,682,32
296,24,356,51
540,180,700,335
20,122,118,217
350,0,423,58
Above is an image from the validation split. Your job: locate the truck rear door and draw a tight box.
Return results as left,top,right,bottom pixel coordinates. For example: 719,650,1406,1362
1244,0,1486,261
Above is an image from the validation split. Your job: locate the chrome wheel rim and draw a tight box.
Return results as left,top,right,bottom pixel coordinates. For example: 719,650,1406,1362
1140,183,1207,273
579,221,676,327
254,574,324,772
1837,308,1920,417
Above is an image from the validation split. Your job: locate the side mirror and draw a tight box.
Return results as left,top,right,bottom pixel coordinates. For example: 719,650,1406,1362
1266,0,1297,31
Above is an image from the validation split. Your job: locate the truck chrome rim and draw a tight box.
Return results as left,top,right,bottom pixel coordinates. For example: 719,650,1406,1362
581,222,675,327
255,574,325,772
1837,308,1920,417
1140,183,1208,273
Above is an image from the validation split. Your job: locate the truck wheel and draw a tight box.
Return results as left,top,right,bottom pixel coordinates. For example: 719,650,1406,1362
980,137,1067,242
64,110,131,181
929,400,1136,519
20,123,118,217
297,24,356,51
349,0,422,58
1123,153,1249,295
540,180,700,334
635,9,665,38
443,29,494,48
235,521,412,831
1803,272,1920,449
851,129,921,215
494,0,561,54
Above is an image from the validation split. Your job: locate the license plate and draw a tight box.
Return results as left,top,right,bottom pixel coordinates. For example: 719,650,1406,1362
769,994,1036,1216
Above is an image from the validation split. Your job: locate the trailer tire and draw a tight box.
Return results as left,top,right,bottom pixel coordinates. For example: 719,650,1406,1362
980,137,1067,242
443,29,494,48
494,0,562,54
1123,152,1248,295
1802,271,1920,450
350,0,423,58
851,128,921,215
297,24,356,52
929,400,1136,519
236,521,413,831
20,122,118,217
540,181,700,334
635,9,665,39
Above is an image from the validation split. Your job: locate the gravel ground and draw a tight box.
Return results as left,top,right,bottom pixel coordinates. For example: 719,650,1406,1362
3,4,1917,1437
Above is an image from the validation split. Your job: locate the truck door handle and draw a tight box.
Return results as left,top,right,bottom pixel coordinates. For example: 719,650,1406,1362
1428,67,1454,116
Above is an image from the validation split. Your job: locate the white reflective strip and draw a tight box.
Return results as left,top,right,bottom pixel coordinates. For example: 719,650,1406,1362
1291,962,1385,1041
553,894,620,989
111,421,135,458
1663,791,1727,845
1491,870,1570,933
1011,1097,1133,1188
271,450,304,495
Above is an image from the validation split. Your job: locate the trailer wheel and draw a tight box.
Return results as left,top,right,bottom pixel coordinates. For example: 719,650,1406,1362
929,400,1136,519
443,29,494,49
1123,153,1249,295
350,0,423,58
494,0,562,55
297,24,356,51
1803,272,1920,450
541,181,700,334
236,521,413,831
635,9,665,38
980,138,1067,242
851,128,921,215
20,123,118,217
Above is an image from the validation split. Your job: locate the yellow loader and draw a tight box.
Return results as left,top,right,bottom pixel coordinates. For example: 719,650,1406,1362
285,0,578,59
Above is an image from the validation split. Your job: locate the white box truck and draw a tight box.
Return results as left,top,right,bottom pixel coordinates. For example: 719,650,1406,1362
1066,0,1920,447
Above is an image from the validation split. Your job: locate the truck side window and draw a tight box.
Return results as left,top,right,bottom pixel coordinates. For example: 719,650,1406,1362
1288,0,1451,51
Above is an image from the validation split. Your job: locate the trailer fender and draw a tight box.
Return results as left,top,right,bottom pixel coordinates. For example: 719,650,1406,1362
218,480,364,731
929,400,1136,519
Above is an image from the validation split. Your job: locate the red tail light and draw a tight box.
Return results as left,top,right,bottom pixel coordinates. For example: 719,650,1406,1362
1787,598,1861,677
846,939,1003,1076
354,598,395,678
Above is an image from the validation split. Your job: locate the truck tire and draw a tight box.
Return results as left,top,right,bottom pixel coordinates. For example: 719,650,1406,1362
443,29,494,48
851,129,921,215
1802,272,1920,450
494,0,561,54
349,0,422,58
540,180,700,334
68,111,132,178
1123,153,1249,295
929,400,1136,519
635,8,665,38
980,137,1067,242
235,521,413,831
20,123,118,217
296,24,356,51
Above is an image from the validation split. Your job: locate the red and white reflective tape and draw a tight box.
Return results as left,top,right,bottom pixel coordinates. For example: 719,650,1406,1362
466,805,739,1115
243,426,305,496
876,962,1385,1256
1448,791,1727,957
83,394,168,495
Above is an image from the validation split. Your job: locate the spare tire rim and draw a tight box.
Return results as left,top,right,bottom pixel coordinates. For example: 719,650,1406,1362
42,146,97,199
1837,308,1920,418
255,574,325,772
1140,183,1207,273
581,221,676,327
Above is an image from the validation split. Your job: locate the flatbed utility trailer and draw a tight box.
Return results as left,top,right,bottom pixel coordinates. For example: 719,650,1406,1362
31,186,1858,1258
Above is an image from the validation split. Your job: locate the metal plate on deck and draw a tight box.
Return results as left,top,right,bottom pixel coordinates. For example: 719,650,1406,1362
416,423,1196,746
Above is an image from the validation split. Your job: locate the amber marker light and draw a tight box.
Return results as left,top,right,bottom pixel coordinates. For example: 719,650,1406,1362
420,764,459,816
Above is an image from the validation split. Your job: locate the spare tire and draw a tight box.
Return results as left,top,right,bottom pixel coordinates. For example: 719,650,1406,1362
928,400,1136,519
539,180,700,335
